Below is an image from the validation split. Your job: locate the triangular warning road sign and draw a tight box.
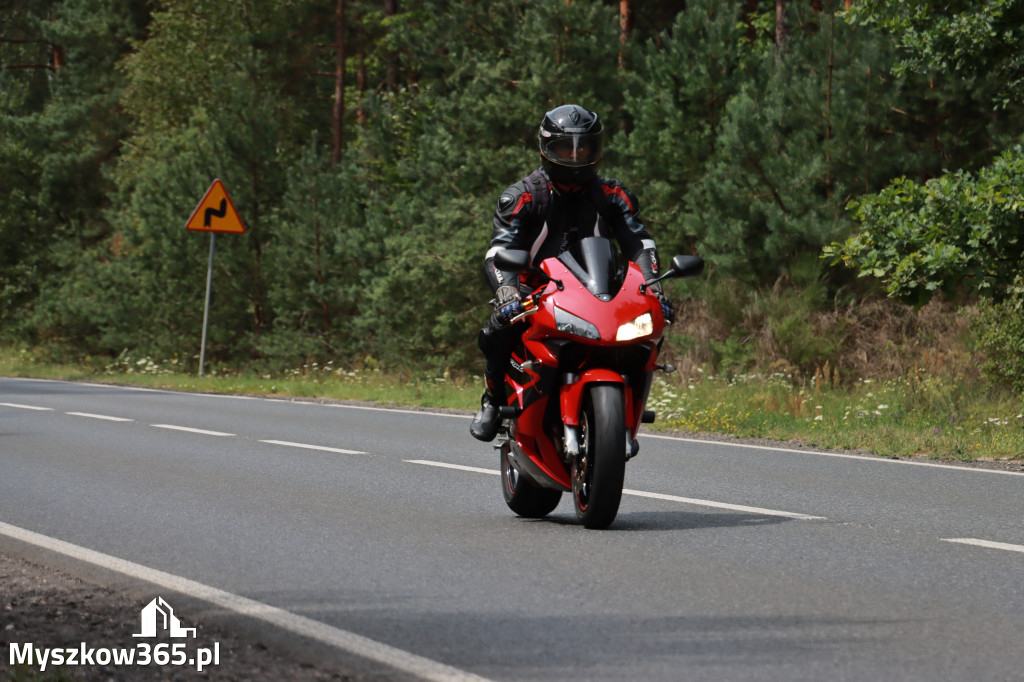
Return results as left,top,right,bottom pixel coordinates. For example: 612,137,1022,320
186,179,246,234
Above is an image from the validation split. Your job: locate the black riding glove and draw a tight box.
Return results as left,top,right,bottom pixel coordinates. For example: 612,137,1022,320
657,293,675,325
490,285,523,327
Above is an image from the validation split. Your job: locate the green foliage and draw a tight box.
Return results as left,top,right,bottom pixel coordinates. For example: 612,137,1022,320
0,0,147,339
845,0,1024,108
623,1,911,286
5,0,1024,383
749,264,844,375
975,276,1024,393
259,139,379,366
620,0,748,257
826,145,1024,304
832,0,1024,309
340,0,625,370
709,332,754,377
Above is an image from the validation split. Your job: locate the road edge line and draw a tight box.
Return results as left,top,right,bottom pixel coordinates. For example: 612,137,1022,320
0,520,494,682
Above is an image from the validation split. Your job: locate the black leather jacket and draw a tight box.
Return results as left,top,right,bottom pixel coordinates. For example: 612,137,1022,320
484,169,662,292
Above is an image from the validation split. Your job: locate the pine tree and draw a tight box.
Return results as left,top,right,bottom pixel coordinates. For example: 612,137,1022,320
0,0,148,345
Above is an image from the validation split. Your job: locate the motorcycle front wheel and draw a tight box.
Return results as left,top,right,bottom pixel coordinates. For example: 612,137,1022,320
572,384,626,529
500,443,562,518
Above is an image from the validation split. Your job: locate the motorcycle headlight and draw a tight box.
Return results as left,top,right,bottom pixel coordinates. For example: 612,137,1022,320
554,306,600,340
615,312,653,341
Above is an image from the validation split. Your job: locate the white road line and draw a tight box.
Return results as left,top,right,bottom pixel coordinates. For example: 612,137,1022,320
0,402,54,411
0,521,493,682
261,440,367,455
405,459,501,475
66,412,134,422
152,424,235,437
404,459,825,520
942,538,1024,554
622,488,825,520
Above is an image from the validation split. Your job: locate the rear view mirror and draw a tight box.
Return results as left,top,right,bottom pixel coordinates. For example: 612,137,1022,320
641,254,705,292
668,255,704,279
493,249,531,272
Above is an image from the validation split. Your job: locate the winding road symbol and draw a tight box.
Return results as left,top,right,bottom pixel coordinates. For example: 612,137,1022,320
204,198,228,228
186,179,245,233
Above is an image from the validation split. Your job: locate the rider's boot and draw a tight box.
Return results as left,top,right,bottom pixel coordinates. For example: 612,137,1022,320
470,388,501,442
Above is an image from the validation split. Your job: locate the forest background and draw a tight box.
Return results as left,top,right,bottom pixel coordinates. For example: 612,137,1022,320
2,0,1024,457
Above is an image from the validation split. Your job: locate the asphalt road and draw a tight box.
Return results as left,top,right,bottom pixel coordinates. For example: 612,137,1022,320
1,376,1023,681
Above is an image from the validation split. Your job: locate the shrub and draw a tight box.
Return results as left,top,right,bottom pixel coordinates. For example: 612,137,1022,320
975,276,1024,395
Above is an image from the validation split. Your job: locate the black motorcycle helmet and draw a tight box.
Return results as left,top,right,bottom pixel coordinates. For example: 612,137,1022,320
538,104,604,189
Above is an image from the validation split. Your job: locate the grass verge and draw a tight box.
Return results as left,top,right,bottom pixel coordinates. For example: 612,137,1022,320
648,370,1024,461
0,348,481,410
2,347,1021,461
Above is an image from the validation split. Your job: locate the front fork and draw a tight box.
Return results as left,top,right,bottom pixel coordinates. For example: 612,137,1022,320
563,423,638,461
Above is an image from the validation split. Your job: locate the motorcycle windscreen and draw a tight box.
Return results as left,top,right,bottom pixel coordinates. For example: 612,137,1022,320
557,237,628,301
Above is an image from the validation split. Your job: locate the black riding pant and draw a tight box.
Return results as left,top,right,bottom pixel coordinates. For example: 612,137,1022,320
477,320,525,395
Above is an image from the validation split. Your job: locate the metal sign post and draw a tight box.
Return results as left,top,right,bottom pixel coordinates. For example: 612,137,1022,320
198,234,216,377
186,179,246,377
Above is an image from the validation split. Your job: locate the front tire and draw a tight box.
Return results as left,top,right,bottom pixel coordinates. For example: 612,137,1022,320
572,384,626,529
500,444,562,518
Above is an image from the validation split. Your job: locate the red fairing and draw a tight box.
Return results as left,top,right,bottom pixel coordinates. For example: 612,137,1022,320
503,253,665,493
524,258,664,346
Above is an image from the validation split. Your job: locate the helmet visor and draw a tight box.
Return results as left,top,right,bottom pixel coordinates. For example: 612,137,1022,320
539,131,604,167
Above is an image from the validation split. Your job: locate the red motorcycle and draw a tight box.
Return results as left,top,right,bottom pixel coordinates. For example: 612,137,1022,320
492,237,704,529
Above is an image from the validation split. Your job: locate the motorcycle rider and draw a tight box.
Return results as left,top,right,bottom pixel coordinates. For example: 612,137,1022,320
471,103,673,442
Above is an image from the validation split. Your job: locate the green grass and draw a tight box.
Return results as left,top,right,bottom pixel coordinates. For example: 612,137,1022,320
0,347,481,411
2,347,1022,461
646,370,1024,461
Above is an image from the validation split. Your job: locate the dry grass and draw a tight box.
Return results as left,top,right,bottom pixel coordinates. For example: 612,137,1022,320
668,287,981,385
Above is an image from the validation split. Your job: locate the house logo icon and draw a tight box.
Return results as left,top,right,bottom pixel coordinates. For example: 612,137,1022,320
133,597,197,638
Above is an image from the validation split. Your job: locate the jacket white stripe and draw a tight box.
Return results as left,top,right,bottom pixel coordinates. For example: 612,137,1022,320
529,222,549,262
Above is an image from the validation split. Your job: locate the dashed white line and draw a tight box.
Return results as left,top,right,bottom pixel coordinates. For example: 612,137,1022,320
6,377,1018,482
0,521,494,682
261,440,367,455
404,459,825,520
1,402,53,411
152,424,235,437
66,412,134,422
942,538,1024,554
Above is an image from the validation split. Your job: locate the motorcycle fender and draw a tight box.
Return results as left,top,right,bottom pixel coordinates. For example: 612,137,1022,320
560,369,625,427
